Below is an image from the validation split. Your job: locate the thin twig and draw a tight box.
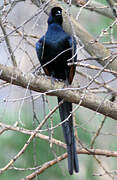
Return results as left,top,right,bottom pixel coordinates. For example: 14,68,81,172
0,101,63,175
91,116,107,148
93,156,113,179
0,18,17,66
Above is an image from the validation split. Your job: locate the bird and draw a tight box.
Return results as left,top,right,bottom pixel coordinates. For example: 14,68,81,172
36,6,79,175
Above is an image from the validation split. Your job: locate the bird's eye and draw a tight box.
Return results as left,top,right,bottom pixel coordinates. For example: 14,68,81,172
57,10,61,14
56,10,61,16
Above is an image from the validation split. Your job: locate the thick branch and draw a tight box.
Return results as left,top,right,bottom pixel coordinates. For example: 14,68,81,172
0,64,117,120
72,0,114,19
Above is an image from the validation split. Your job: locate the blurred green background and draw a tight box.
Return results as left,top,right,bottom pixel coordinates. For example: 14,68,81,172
0,0,117,179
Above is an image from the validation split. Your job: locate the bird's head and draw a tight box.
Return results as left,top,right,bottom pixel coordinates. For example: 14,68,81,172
48,7,63,25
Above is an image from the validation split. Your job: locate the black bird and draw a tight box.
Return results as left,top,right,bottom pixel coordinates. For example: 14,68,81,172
36,7,79,175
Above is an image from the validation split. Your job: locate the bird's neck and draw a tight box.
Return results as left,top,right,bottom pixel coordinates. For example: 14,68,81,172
48,23,63,31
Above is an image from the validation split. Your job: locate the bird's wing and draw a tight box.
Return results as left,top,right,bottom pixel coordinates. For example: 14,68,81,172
67,36,77,84
36,36,50,76
36,37,44,63
68,36,77,62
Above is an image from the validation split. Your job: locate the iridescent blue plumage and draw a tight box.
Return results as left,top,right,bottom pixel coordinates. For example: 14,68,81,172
36,7,79,175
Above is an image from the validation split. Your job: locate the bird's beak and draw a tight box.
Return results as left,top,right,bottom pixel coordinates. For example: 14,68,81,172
56,14,61,16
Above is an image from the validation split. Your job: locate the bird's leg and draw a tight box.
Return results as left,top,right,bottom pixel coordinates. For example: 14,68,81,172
65,78,69,86
32,65,42,76
65,69,69,86
50,71,57,85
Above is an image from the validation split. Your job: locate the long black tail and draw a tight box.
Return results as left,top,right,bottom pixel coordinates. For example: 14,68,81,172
58,97,79,175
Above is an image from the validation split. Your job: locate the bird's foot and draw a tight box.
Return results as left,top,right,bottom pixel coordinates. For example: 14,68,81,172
64,79,69,87
50,75,60,85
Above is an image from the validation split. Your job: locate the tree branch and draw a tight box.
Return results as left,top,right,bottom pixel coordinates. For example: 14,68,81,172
1,121,117,179
0,64,117,120
22,147,117,179
72,0,115,19
0,19,17,67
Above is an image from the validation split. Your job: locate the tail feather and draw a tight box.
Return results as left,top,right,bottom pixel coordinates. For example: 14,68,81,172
58,97,79,175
